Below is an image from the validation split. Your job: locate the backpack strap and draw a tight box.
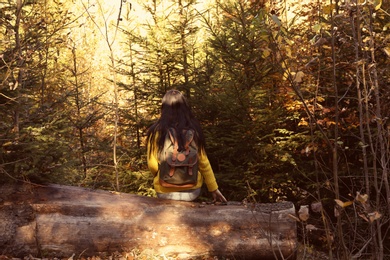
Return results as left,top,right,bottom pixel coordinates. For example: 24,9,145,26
188,156,194,176
184,129,194,155
168,128,178,177
185,129,195,176
168,128,178,162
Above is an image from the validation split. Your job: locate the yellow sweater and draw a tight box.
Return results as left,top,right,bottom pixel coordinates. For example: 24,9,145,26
147,133,218,193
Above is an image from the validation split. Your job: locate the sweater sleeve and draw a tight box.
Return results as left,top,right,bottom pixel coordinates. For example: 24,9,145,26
147,136,159,176
198,149,218,192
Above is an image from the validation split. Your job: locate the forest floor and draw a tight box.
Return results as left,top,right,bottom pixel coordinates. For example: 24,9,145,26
0,244,331,260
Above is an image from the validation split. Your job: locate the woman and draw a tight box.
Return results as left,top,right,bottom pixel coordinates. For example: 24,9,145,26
146,89,227,202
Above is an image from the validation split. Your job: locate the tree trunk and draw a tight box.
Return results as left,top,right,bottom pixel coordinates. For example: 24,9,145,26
0,183,297,259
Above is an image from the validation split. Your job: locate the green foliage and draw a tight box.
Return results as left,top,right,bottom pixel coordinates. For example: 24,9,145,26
2,119,77,183
1,0,390,257
193,0,304,202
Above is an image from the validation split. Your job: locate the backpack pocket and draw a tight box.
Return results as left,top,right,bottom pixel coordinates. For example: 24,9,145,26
159,149,199,188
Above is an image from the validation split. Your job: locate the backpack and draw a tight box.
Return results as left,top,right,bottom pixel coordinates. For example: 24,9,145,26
158,128,199,188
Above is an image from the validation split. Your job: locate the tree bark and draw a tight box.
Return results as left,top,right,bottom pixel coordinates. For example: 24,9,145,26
0,183,297,259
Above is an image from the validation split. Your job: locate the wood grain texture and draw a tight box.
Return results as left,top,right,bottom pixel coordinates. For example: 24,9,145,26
0,183,297,259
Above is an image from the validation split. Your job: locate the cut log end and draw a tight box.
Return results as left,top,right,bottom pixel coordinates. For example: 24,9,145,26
0,183,297,259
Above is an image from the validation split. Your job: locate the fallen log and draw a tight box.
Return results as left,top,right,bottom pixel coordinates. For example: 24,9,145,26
0,183,297,259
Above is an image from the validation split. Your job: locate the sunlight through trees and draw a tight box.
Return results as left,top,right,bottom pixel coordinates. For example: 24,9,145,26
1,0,389,258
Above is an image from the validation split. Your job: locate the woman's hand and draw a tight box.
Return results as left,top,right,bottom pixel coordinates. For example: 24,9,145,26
211,189,227,203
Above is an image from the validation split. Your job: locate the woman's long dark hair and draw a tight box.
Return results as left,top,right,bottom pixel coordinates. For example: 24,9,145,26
147,89,205,155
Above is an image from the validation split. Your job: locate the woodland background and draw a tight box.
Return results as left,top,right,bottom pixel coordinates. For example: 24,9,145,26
1,0,390,259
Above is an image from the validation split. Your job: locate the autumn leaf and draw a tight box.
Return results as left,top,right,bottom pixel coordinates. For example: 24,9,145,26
359,211,382,223
298,118,308,126
288,213,301,222
355,192,368,203
298,205,309,221
293,71,305,83
358,213,369,222
306,224,318,231
383,46,390,58
374,0,382,10
335,199,353,208
322,4,336,15
312,23,322,33
262,48,271,58
368,211,382,222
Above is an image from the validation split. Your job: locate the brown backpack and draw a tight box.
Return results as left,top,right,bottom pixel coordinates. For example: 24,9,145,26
158,128,199,188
